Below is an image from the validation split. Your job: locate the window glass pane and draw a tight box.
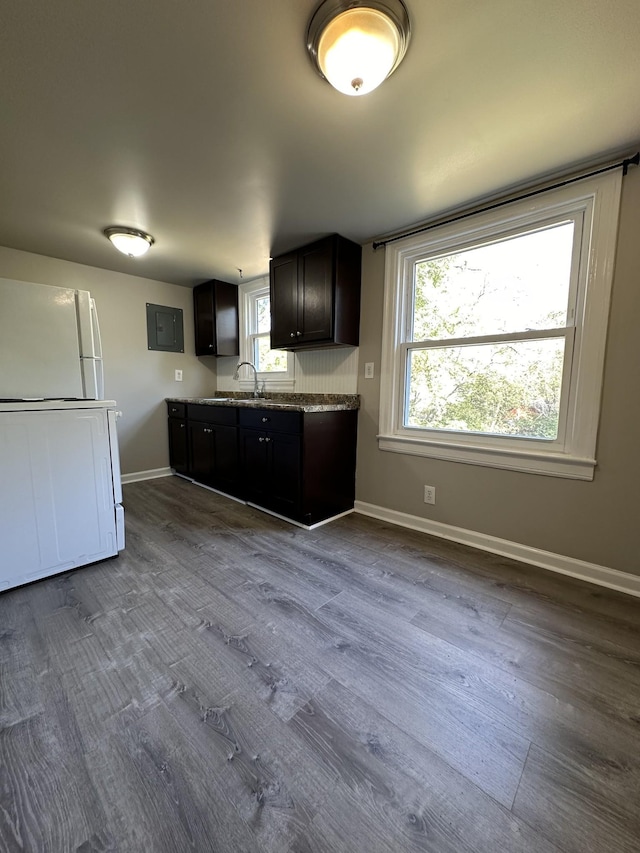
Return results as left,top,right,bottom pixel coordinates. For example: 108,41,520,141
256,295,271,333
255,335,288,372
406,338,565,439
412,222,574,341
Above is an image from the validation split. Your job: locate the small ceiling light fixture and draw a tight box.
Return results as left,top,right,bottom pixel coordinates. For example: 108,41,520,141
104,226,155,258
307,0,411,96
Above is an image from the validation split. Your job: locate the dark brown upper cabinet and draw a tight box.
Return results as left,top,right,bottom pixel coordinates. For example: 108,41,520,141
193,279,239,356
270,234,361,350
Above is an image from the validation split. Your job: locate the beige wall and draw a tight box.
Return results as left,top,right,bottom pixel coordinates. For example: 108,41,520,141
216,347,359,395
0,247,216,475
355,166,640,577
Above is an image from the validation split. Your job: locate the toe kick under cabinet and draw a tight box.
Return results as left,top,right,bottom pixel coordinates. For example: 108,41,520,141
167,402,358,526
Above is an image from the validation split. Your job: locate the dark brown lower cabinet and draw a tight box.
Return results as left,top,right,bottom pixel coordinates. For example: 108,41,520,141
186,404,241,497
167,403,188,475
167,402,357,526
239,423,302,519
188,420,240,497
238,407,358,526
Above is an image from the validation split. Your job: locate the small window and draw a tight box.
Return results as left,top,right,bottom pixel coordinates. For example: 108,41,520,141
379,171,622,479
239,277,294,387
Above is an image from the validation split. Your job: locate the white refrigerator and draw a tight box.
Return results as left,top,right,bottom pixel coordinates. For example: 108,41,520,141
0,276,104,400
0,278,125,592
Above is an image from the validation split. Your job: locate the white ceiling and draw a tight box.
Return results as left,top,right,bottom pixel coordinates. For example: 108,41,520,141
1,0,639,287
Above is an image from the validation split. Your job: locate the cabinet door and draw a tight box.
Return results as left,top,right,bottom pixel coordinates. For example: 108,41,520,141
189,420,239,494
266,431,301,516
188,421,215,482
213,282,240,357
239,428,269,503
194,280,240,357
168,418,188,474
193,283,215,356
210,422,240,495
298,239,333,343
240,428,301,517
270,252,299,348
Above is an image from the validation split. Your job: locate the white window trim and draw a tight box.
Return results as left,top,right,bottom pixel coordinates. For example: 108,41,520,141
378,171,623,480
237,276,295,390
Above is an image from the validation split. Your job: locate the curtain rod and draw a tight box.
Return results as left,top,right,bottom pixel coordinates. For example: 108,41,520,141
371,151,640,250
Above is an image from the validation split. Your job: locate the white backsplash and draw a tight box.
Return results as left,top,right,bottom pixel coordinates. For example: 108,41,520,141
216,347,359,394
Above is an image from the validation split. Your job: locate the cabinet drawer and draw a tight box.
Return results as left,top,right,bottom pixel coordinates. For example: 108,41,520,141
188,404,237,426
167,402,186,418
239,408,302,434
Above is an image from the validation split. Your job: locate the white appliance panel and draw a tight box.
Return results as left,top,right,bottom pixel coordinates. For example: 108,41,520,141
107,409,123,504
115,504,125,551
76,290,95,357
90,298,103,359
80,356,104,400
0,407,120,591
0,277,84,399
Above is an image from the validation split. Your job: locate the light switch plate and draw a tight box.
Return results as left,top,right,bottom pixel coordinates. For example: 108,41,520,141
364,362,374,379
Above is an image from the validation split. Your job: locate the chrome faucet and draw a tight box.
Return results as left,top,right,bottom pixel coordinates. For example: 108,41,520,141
233,361,261,398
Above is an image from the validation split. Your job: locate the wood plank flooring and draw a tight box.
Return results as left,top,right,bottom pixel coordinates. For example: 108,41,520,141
1,476,639,852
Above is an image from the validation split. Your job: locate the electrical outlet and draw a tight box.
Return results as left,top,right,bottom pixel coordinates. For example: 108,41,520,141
364,362,374,379
175,369,183,381
424,485,436,505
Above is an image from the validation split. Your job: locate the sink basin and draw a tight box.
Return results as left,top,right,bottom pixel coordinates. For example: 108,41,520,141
200,397,230,402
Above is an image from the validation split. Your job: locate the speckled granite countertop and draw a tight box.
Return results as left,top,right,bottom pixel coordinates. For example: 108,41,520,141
166,392,359,413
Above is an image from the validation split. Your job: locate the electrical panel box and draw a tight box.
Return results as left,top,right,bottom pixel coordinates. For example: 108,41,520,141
146,303,184,352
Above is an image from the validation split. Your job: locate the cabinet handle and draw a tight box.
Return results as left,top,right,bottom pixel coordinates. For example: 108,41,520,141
208,344,214,349
261,417,269,423
203,428,212,433
290,332,295,338
180,423,185,428
296,331,302,336
265,437,271,442
258,436,265,442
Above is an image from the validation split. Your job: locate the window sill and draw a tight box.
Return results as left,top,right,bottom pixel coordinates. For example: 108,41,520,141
377,433,595,480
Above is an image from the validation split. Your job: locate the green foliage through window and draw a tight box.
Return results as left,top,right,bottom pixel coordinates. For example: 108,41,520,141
406,223,574,440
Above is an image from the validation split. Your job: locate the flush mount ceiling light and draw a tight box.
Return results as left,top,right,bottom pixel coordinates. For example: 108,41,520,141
307,0,411,96
104,226,155,258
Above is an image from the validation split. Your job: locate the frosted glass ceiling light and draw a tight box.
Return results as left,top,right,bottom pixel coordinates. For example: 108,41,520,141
307,0,410,96
104,226,155,257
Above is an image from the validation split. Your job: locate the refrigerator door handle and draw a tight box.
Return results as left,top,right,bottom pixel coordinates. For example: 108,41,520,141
107,408,123,505
80,357,102,400
96,357,105,400
90,297,103,359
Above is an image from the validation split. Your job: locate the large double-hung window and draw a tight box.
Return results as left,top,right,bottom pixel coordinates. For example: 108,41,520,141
379,171,622,479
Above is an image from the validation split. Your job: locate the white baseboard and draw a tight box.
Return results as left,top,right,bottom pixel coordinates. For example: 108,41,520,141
247,503,354,530
121,467,173,485
354,500,640,599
